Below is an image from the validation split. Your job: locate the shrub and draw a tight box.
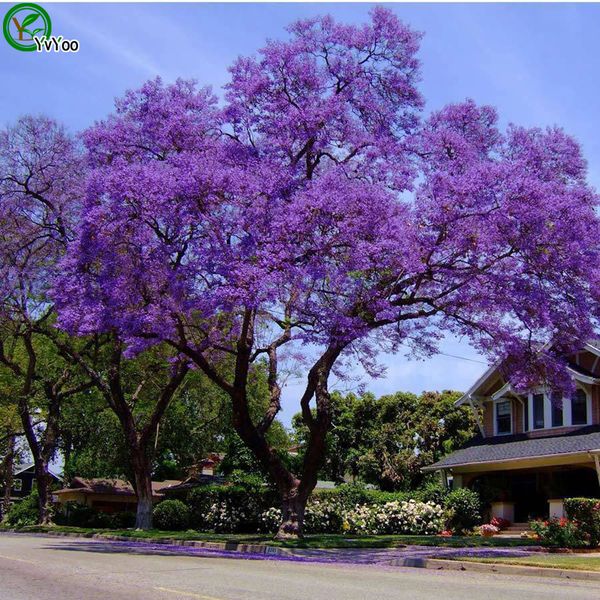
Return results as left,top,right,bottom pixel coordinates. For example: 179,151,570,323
304,497,345,533
338,500,444,535
445,488,481,534
187,484,276,533
531,517,588,548
378,500,444,535
2,491,39,527
54,502,136,528
418,478,450,506
490,516,511,530
259,507,282,533
189,483,447,535
564,497,600,547
480,524,499,537
111,510,136,529
315,484,423,509
54,502,97,527
153,500,190,531
260,499,444,536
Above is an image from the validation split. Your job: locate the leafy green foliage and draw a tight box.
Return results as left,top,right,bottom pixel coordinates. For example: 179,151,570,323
187,483,277,533
2,490,39,527
59,353,285,485
54,501,135,528
445,488,482,534
531,517,588,548
564,498,600,547
292,390,477,491
153,500,190,531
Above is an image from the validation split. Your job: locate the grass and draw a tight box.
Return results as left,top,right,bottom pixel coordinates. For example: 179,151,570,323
459,554,600,572
1,525,539,549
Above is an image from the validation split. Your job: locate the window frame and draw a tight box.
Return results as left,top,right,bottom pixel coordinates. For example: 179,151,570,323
526,386,592,431
532,393,545,430
494,399,513,436
571,388,590,426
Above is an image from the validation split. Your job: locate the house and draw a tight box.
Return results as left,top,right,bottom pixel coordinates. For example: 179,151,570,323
52,477,179,513
1,463,63,502
424,341,600,523
160,454,226,500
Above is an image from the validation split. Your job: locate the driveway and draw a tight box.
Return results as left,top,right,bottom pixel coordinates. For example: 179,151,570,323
0,533,597,600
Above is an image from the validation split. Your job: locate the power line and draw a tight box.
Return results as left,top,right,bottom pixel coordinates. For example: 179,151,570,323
438,352,487,365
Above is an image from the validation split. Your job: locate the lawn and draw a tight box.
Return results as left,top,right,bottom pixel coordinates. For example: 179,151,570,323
3,526,539,549
460,554,600,572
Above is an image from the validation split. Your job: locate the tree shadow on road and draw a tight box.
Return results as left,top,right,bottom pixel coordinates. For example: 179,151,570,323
40,539,538,567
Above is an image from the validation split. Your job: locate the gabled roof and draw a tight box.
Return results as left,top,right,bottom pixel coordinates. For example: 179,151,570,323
53,477,179,497
161,474,226,493
455,340,600,406
423,425,600,471
14,463,63,481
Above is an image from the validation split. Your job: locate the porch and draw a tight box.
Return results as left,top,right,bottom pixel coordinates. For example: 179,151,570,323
458,464,600,523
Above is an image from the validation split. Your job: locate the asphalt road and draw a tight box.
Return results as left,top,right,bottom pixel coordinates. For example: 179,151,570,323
0,534,598,600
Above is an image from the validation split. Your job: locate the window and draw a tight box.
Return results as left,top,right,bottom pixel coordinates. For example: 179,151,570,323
533,393,545,429
551,394,563,427
496,401,512,435
523,396,529,431
571,389,588,425
12,478,22,492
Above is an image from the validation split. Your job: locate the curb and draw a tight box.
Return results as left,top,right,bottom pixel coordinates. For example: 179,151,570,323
0,529,291,556
3,530,599,580
394,557,600,581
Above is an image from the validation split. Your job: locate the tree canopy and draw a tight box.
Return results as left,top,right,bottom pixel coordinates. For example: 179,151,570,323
292,390,477,491
2,7,599,536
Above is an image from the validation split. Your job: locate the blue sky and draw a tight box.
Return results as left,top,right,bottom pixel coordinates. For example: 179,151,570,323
2,2,599,423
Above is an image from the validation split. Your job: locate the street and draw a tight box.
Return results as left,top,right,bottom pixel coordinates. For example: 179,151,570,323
0,534,598,600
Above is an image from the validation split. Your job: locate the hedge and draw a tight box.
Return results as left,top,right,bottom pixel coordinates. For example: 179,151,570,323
54,501,135,528
260,498,445,535
564,497,600,547
187,484,278,533
184,482,452,535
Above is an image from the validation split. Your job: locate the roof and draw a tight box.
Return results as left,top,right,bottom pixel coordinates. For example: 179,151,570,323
423,425,600,471
455,340,600,406
14,463,63,481
161,474,226,493
53,477,180,497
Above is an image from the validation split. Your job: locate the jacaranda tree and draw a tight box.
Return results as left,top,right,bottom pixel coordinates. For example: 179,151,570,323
0,116,92,524
0,117,191,530
54,8,600,536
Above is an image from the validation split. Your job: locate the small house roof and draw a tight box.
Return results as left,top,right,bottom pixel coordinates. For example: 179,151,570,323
53,477,179,498
161,474,226,494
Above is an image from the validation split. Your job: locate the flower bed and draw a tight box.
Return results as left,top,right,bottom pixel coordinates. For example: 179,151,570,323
260,499,445,535
530,517,588,548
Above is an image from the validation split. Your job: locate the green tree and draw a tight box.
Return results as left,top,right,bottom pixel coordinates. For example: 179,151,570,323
59,354,287,492
292,390,478,491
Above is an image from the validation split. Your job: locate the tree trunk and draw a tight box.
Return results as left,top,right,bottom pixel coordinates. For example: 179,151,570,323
33,459,52,525
2,433,16,518
276,486,307,540
131,449,154,530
